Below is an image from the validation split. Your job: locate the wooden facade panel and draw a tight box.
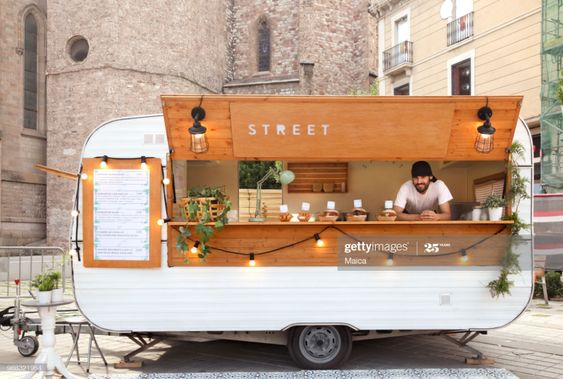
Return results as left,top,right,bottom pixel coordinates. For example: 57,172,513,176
167,222,511,267
161,95,523,162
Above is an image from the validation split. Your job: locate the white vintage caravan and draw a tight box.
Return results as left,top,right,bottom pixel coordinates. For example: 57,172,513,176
70,95,533,368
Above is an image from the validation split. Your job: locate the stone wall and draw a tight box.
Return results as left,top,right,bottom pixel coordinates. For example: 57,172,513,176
0,0,47,245
45,0,227,246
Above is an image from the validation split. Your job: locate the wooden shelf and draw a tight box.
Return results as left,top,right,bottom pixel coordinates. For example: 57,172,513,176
287,162,348,193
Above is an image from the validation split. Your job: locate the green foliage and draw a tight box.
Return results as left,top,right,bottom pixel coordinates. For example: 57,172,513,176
238,161,281,189
487,268,512,298
484,194,505,208
558,69,563,104
534,271,563,298
176,186,231,261
31,271,60,292
502,212,528,236
507,141,530,216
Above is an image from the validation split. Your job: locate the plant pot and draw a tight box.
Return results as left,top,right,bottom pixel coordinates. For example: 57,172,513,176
488,207,504,221
37,290,52,305
51,288,64,302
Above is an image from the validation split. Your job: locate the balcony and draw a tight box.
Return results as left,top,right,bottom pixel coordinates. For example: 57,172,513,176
383,41,413,76
447,12,474,46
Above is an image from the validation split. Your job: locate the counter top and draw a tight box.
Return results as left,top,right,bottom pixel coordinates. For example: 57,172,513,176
168,220,514,226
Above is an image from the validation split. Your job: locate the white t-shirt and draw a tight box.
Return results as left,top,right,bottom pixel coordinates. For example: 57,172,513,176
394,180,453,215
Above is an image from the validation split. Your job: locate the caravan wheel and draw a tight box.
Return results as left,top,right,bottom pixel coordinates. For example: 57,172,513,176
287,325,352,369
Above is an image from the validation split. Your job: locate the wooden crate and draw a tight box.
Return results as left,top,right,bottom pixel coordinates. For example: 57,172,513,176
180,197,225,222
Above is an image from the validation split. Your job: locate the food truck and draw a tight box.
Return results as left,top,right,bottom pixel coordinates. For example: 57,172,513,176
70,95,533,369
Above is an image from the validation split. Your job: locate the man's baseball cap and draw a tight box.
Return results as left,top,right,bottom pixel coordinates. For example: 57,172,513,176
411,161,437,182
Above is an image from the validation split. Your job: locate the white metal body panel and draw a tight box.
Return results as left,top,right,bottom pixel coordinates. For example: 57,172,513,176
72,114,534,334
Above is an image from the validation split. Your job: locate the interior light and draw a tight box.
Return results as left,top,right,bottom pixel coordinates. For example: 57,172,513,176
189,106,208,153
474,104,496,154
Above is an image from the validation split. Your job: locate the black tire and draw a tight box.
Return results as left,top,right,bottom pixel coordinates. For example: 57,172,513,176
17,335,39,357
287,325,352,369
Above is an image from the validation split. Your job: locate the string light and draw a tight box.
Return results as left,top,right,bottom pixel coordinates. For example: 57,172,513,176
460,249,468,263
163,178,170,185
157,218,170,226
100,155,108,168
249,253,256,267
141,156,148,170
190,241,201,254
69,248,78,259
80,173,88,180
314,233,324,247
71,209,79,217
385,253,394,266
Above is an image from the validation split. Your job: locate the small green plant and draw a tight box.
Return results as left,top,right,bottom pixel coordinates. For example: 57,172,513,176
31,272,56,292
484,194,505,208
47,270,61,289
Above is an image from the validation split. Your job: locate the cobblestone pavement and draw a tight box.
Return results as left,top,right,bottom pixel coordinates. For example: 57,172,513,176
0,299,561,378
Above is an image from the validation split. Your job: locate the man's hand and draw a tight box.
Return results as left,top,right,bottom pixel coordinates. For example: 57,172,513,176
420,210,439,221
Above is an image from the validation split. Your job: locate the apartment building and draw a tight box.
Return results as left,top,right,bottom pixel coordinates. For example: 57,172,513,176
370,0,540,128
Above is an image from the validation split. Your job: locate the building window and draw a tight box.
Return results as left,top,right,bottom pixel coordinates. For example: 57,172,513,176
67,36,89,62
394,83,410,95
395,16,409,44
451,58,471,95
23,13,38,130
257,19,270,72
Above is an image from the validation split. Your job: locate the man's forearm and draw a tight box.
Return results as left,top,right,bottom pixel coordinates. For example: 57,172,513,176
396,213,421,221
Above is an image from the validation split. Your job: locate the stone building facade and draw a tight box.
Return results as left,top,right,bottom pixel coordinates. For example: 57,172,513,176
2,0,377,246
0,0,48,245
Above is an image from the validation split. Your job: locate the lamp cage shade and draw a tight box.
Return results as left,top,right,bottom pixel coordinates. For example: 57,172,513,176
190,132,208,153
474,124,495,153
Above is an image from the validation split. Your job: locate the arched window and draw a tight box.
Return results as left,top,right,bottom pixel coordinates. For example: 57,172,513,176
23,13,38,130
257,18,270,72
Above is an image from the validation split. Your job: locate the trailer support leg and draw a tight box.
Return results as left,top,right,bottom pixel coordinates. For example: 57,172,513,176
114,334,164,369
442,332,496,365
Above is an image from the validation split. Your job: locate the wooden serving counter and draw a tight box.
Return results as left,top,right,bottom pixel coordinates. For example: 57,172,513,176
167,220,513,267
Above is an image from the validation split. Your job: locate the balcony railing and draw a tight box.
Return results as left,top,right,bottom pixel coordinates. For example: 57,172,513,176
383,41,413,72
447,12,474,46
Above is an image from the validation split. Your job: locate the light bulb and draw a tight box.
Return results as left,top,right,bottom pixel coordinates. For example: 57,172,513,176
71,210,79,217
460,250,468,263
157,219,164,226
80,173,88,180
141,156,148,170
69,249,78,258
249,253,256,267
385,253,394,266
163,178,170,185
314,233,324,247
191,241,200,254
100,155,108,168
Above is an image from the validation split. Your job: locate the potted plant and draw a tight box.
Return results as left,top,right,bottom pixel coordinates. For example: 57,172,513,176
484,194,505,221
32,273,56,304
48,270,63,302
177,186,232,261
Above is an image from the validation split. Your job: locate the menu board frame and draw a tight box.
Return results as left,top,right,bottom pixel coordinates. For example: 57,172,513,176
82,157,162,268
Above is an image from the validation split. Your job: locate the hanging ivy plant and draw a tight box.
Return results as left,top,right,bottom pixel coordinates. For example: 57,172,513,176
176,186,231,262
488,141,528,298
